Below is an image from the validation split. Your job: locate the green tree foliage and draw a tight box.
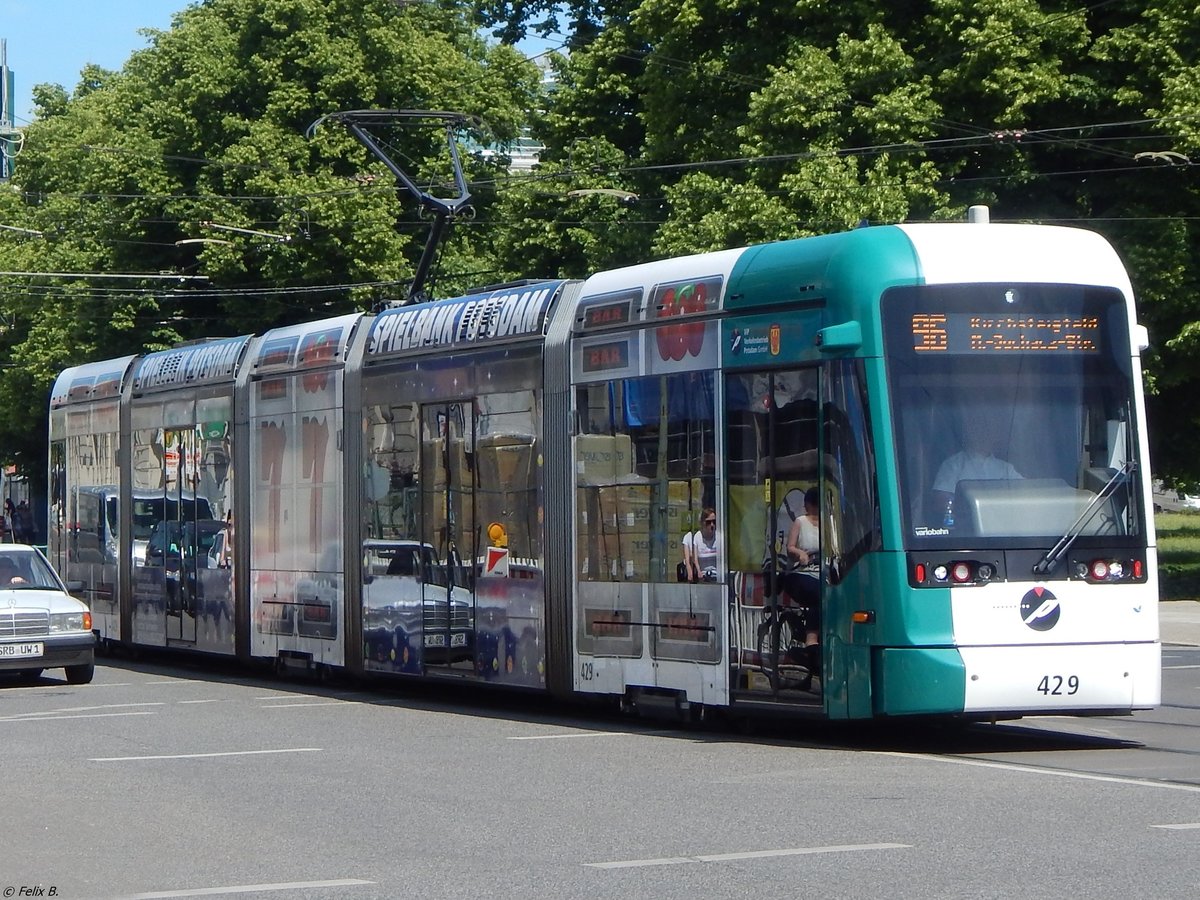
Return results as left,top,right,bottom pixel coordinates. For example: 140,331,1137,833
0,0,541,481
1,0,1198,489
479,0,1200,484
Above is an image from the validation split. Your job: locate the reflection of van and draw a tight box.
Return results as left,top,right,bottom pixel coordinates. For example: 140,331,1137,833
73,487,215,566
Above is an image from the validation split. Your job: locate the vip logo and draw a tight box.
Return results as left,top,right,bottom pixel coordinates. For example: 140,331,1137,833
1020,587,1061,631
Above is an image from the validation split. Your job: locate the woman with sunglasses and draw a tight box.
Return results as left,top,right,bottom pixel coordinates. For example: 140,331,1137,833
682,507,721,583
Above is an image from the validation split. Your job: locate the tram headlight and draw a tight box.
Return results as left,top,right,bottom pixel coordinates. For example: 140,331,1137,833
932,564,949,582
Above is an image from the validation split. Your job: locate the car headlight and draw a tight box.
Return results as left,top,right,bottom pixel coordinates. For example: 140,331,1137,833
50,609,90,633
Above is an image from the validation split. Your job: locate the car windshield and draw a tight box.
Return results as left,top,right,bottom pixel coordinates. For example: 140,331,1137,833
0,550,62,589
185,521,224,555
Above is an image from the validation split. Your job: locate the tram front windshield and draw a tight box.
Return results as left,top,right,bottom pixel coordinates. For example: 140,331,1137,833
883,283,1143,549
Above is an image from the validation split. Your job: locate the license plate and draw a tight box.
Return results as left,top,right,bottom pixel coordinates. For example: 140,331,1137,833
0,642,44,659
425,633,446,648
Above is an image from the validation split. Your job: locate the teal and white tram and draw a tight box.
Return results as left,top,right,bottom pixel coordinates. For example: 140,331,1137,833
48,217,1160,719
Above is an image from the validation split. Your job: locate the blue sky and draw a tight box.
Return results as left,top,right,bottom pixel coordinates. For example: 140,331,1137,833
0,2,558,126
0,1,189,124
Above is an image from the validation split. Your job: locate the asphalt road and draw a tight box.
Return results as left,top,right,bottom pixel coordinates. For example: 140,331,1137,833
2,649,1198,900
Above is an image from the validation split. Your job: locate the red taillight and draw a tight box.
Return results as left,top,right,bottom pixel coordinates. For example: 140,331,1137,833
1090,559,1110,580
1133,559,1143,579
951,561,974,583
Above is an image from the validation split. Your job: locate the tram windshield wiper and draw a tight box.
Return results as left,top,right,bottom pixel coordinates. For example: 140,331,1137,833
1032,460,1136,577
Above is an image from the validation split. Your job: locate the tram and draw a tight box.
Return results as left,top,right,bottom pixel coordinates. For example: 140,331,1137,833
48,215,1160,719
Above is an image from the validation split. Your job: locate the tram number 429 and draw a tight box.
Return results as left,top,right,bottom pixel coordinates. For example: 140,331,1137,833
1037,674,1080,696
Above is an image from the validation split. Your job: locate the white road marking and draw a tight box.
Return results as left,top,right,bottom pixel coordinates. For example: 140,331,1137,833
177,699,224,705
510,731,633,741
119,878,374,898
871,751,1200,794
68,681,134,687
694,844,909,861
1152,822,1200,830
1,711,156,722
585,857,693,869
260,701,359,709
1163,664,1200,669
90,748,321,762
4,702,164,718
585,843,909,869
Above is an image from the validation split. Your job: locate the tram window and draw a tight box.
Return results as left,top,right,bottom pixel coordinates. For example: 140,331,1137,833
891,372,1141,542
574,372,716,583
821,360,881,581
361,401,421,543
883,283,1142,545
475,390,541,563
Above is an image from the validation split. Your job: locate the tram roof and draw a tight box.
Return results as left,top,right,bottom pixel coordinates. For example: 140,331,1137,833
575,222,1131,318
727,222,1132,311
50,356,138,408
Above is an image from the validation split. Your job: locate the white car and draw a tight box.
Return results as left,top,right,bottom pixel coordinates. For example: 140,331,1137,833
0,545,96,684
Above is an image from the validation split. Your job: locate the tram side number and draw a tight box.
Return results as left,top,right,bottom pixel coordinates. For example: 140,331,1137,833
580,661,594,682
1037,674,1079,696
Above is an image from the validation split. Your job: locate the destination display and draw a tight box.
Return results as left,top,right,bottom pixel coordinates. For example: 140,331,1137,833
911,312,1101,354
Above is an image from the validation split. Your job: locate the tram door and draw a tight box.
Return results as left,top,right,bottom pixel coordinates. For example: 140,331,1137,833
419,402,477,671
727,367,823,698
165,426,198,644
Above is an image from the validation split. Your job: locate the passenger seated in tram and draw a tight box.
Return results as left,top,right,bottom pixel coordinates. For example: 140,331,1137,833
682,507,721,583
780,487,821,678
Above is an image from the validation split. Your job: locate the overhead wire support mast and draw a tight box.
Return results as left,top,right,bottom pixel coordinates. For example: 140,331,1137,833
308,109,477,305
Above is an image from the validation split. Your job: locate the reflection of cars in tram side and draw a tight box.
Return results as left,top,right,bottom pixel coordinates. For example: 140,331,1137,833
147,519,227,616
206,531,228,569
144,520,185,613
127,492,215,567
363,540,473,666
179,519,227,610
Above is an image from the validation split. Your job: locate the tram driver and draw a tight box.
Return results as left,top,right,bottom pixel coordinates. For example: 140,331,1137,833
932,416,1022,522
